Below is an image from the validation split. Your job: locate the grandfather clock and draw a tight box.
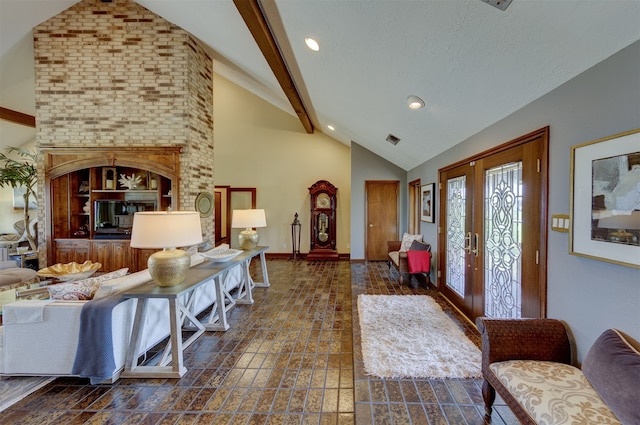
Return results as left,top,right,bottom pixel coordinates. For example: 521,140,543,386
307,180,339,261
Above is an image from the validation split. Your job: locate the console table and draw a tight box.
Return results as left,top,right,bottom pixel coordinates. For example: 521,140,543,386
120,246,268,379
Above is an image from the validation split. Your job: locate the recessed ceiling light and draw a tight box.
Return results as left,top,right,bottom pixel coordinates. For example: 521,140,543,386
327,125,335,131
407,95,425,109
305,37,320,52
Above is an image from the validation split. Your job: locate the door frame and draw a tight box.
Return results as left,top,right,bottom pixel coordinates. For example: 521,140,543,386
365,180,399,260
437,127,549,319
408,179,421,235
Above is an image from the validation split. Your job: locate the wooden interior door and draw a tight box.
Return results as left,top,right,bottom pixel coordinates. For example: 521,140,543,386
365,181,399,260
438,128,548,320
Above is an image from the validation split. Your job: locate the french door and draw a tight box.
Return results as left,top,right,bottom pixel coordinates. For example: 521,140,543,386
438,128,548,320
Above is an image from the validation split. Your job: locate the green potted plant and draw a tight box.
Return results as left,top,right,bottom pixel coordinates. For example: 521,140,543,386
0,147,38,251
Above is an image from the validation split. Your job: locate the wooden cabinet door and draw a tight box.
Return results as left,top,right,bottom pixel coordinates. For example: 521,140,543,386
90,240,132,272
110,241,130,271
54,240,90,264
90,241,111,272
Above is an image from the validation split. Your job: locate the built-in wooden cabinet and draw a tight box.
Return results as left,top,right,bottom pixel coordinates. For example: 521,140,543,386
54,239,157,273
44,147,181,272
52,166,173,240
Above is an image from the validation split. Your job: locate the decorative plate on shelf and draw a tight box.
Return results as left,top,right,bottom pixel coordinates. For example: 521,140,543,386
195,192,214,218
37,260,102,281
200,247,242,262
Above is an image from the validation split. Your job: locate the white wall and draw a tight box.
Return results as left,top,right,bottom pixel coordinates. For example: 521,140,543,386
350,142,407,260
213,74,351,255
409,41,640,361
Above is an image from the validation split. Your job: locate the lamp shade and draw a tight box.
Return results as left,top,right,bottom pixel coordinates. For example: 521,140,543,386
130,211,203,249
231,209,267,229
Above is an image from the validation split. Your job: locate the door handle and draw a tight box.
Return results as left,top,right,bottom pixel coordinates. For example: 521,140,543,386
369,224,375,227
464,232,472,253
464,232,479,257
471,233,479,257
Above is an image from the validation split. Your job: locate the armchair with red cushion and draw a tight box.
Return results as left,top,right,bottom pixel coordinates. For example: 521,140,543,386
387,239,431,286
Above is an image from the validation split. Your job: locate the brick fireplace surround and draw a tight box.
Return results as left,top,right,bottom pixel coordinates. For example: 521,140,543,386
33,0,214,260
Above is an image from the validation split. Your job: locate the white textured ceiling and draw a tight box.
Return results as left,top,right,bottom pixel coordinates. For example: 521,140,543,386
1,0,639,170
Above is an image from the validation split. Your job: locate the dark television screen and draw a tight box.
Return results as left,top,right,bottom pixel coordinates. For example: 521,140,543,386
94,200,156,233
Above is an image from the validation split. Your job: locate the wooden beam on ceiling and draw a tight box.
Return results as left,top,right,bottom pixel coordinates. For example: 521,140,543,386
233,0,314,134
0,107,36,128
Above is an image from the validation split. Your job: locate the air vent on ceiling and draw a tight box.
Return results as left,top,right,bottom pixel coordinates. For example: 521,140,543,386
386,134,401,146
479,0,513,11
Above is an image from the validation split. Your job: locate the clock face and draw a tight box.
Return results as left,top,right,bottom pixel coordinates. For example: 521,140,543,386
316,193,331,209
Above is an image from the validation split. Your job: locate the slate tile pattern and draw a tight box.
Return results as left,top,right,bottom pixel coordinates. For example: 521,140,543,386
3,259,518,424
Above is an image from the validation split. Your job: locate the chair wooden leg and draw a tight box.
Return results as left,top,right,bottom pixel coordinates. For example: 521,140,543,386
482,379,496,417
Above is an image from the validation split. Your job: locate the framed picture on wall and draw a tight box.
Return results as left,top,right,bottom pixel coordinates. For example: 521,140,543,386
421,183,435,223
13,186,37,210
570,128,640,269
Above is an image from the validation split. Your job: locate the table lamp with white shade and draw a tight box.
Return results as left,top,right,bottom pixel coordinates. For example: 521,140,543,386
130,211,202,286
232,209,267,250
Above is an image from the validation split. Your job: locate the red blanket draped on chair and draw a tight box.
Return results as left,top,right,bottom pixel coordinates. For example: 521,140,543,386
406,250,431,274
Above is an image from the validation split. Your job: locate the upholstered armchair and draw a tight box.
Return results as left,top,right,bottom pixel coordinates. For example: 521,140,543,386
387,238,431,286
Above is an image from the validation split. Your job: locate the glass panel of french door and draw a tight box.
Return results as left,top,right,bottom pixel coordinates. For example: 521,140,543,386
483,161,523,318
439,164,474,316
446,175,467,297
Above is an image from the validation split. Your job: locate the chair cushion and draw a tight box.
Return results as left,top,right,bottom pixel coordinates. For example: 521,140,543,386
400,233,422,251
582,329,640,425
388,251,400,267
490,360,620,424
408,240,431,251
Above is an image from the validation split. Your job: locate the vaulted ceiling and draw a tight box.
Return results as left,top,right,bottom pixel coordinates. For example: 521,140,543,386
1,0,639,170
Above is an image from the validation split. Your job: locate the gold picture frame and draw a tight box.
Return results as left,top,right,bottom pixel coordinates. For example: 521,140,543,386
569,128,640,268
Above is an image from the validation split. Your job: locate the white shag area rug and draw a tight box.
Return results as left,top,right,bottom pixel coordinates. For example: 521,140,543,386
357,294,482,379
0,376,54,412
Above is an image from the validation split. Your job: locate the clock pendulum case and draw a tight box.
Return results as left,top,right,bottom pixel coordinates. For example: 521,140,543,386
307,180,339,261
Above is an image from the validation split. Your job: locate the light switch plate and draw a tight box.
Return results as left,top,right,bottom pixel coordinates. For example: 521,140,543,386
551,214,570,232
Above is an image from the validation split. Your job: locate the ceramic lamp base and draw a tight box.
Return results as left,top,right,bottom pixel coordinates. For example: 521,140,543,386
148,248,191,287
238,229,259,250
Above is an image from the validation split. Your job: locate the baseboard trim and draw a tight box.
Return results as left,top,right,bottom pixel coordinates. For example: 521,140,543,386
264,253,351,261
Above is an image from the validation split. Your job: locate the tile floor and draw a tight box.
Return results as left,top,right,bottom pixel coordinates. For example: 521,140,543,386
2,259,518,424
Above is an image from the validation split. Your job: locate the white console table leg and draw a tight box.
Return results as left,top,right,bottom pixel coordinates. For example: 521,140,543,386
235,260,254,305
204,275,232,331
252,251,270,288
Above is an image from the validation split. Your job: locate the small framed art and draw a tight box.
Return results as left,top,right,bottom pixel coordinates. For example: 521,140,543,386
421,183,435,223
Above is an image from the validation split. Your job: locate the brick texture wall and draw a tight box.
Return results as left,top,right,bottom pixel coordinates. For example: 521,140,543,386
33,0,214,249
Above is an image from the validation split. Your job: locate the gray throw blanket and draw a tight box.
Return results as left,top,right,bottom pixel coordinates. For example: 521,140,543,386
71,294,127,384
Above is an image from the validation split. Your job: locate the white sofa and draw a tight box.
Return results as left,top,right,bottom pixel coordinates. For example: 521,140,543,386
0,252,244,382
